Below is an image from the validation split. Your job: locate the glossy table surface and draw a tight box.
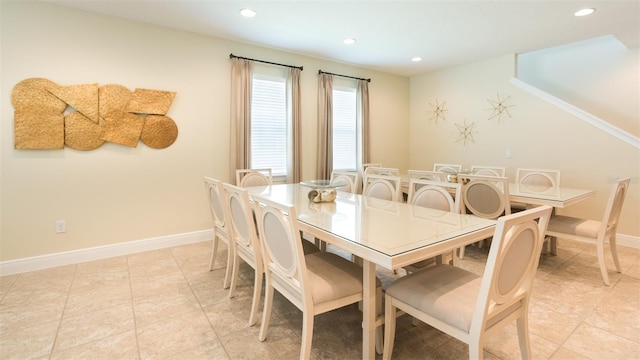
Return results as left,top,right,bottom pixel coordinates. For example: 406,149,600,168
247,183,497,269
508,183,595,208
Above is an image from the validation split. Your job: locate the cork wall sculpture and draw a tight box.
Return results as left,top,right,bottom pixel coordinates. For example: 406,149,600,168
12,78,178,150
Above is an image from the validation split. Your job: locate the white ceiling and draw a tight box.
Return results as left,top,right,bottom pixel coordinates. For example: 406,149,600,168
46,0,639,77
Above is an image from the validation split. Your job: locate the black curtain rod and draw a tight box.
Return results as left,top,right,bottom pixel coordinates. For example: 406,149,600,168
229,53,303,70
318,70,371,83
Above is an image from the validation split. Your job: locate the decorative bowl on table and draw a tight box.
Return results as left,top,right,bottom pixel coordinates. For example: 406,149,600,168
300,180,346,203
445,170,471,184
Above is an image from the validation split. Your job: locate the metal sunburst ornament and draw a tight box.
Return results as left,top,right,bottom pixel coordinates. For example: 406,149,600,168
486,93,514,122
454,119,477,146
428,98,447,123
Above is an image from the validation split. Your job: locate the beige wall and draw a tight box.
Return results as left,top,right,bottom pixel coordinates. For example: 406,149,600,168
0,2,409,261
409,55,639,236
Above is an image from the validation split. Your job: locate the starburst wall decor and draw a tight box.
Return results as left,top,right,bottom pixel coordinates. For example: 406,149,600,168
486,93,514,122
454,119,477,146
427,98,447,123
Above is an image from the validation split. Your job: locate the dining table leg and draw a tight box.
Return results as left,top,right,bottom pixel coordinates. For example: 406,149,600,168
362,260,376,359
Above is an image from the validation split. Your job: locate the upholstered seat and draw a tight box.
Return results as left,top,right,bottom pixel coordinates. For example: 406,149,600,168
252,194,382,359
546,177,631,285
383,206,553,360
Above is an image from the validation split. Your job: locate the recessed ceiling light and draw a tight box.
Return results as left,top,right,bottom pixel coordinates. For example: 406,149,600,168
411,57,422,62
240,8,256,17
574,8,595,16
343,38,356,45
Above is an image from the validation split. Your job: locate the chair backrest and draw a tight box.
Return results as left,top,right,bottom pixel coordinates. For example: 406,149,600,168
408,169,447,182
362,174,402,202
364,166,400,177
331,170,361,194
236,168,273,187
471,205,552,337
601,177,631,234
361,163,381,174
515,168,560,194
459,174,510,219
251,194,308,309
407,179,462,214
204,177,226,231
433,163,463,173
222,183,262,267
470,165,506,177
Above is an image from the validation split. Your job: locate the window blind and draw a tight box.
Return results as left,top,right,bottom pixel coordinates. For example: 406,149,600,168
251,76,287,176
333,87,357,171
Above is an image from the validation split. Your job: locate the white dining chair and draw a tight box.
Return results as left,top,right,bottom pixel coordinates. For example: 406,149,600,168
330,170,361,194
515,168,560,194
221,183,264,325
236,168,273,187
363,173,403,202
362,163,382,174
383,205,553,360
546,177,631,285
364,166,400,177
407,178,462,213
407,169,447,182
203,177,233,288
404,178,462,271
433,163,462,173
458,174,510,259
470,165,506,177
252,194,382,359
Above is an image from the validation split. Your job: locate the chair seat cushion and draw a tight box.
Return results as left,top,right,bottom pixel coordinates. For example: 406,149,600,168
305,252,380,304
386,264,481,331
547,215,600,239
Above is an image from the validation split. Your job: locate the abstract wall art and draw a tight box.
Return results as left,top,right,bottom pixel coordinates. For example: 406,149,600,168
11,78,178,150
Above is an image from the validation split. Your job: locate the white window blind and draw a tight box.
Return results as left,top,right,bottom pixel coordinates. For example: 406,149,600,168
251,75,287,177
332,87,357,171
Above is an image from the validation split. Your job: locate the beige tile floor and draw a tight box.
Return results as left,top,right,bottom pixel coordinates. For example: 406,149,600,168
1,238,639,359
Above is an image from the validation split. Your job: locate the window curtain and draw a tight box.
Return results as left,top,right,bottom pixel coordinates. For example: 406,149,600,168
356,79,370,172
229,58,252,184
286,67,302,183
317,73,333,180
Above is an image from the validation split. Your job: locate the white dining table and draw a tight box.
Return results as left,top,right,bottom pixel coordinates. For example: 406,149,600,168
508,183,595,208
246,183,496,359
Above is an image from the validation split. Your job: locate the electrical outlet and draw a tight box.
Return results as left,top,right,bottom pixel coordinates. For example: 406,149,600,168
506,149,512,159
55,220,66,233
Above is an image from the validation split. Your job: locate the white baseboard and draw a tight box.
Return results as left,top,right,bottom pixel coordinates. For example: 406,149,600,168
616,233,640,250
0,229,213,276
0,229,637,277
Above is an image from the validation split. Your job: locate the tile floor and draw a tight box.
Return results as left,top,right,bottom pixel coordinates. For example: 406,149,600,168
1,238,638,359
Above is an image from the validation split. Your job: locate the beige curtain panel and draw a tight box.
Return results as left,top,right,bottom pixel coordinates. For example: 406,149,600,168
287,67,302,183
230,58,252,184
316,73,333,180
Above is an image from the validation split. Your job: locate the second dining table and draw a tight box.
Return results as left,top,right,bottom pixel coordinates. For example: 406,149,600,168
246,183,496,359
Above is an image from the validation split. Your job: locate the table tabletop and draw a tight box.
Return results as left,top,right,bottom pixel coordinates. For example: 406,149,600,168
508,183,595,208
247,183,496,269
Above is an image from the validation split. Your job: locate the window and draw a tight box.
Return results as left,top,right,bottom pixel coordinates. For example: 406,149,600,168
332,85,357,171
250,72,287,178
